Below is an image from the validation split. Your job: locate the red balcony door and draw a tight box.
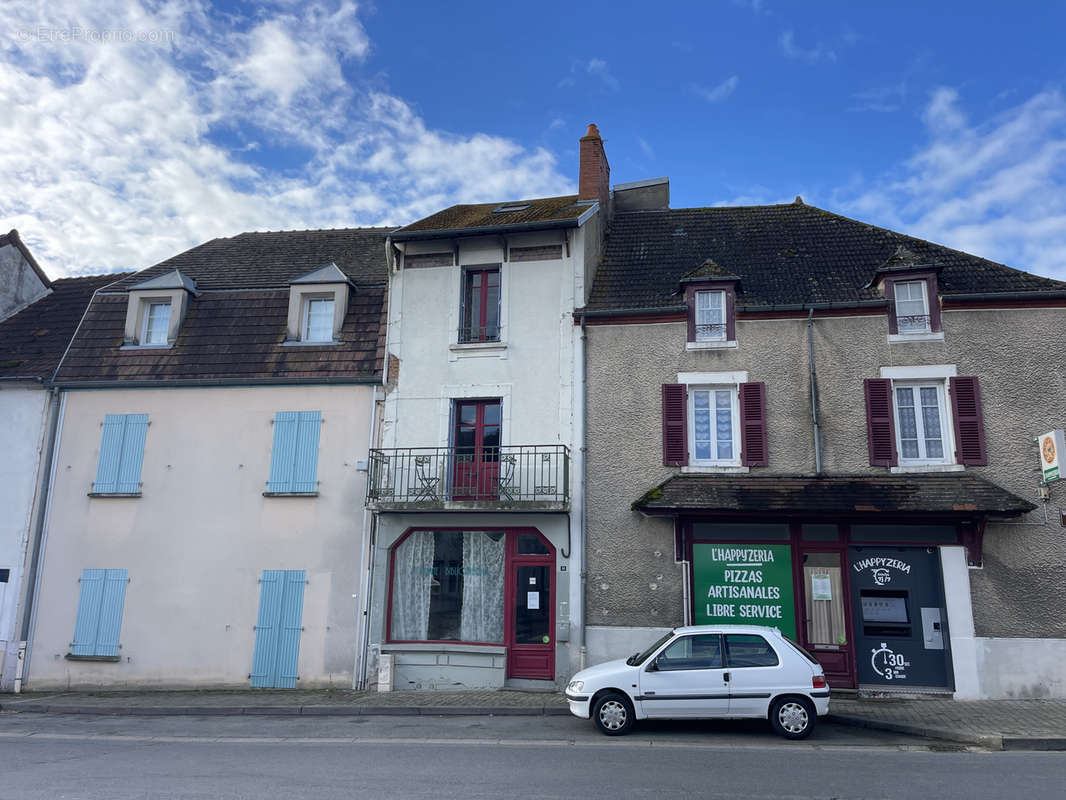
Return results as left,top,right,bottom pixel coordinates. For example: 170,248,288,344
452,400,501,500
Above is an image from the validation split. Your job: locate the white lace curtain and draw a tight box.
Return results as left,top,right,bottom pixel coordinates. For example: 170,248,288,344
390,531,435,640
460,531,506,643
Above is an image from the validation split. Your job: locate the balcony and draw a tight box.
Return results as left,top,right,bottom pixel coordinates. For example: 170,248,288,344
366,445,569,512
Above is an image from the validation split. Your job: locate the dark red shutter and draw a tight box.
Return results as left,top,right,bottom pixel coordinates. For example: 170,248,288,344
950,376,987,465
739,381,768,466
884,280,899,334
927,276,942,332
661,384,688,466
864,378,897,466
725,288,736,342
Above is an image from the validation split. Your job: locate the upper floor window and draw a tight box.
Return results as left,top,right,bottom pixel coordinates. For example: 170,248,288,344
303,297,335,342
91,413,149,495
689,386,739,465
694,290,726,341
141,301,171,345
894,280,930,334
460,267,501,343
894,382,947,463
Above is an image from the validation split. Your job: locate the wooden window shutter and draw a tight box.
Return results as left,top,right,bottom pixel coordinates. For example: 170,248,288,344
71,568,128,657
725,287,736,342
927,276,942,332
739,381,768,466
884,280,899,335
864,378,897,466
950,376,987,465
268,411,322,493
661,384,688,466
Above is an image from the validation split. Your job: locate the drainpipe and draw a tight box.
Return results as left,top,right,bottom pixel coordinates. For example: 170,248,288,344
576,316,589,671
20,387,65,685
807,308,823,475
355,385,380,690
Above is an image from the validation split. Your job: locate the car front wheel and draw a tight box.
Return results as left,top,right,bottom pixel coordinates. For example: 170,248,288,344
769,696,816,740
592,691,634,736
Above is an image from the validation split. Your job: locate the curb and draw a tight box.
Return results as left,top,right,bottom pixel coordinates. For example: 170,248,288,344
0,703,568,718
829,713,1004,750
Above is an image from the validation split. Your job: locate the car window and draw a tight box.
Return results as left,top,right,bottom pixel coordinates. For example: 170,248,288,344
629,631,675,665
655,634,723,671
724,634,780,668
783,636,821,665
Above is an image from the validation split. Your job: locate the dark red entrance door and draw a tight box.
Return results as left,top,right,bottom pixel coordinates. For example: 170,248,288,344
452,400,501,500
506,532,555,680
797,548,857,688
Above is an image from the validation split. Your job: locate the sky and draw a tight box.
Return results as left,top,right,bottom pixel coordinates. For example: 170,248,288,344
3,0,1066,281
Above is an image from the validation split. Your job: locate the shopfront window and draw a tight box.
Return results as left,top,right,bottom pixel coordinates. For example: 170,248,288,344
390,530,506,643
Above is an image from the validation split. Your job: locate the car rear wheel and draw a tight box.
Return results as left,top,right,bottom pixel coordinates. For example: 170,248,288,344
769,696,816,740
592,691,634,736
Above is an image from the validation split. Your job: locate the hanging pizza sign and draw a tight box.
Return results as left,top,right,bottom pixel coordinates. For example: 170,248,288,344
1038,430,1064,483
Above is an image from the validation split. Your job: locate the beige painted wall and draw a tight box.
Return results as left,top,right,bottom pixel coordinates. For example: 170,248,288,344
30,384,373,689
585,307,1066,637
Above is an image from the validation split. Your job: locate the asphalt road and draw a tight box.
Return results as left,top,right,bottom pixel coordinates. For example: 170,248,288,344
1,712,1063,799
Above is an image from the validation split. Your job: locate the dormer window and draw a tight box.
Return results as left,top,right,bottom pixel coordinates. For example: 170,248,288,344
303,297,335,342
694,290,726,341
894,280,931,334
285,263,350,346
142,301,171,345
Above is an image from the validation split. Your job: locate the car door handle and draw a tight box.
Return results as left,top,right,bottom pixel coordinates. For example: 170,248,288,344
723,672,730,683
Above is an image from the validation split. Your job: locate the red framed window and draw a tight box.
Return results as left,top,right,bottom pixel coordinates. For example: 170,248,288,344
460,267,501,343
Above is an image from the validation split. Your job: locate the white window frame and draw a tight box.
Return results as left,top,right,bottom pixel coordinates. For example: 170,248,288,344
894,279,931,334
140,300,171,346
891,380,953,466
694,290,726,342
302,294,336,343
687,384,741,467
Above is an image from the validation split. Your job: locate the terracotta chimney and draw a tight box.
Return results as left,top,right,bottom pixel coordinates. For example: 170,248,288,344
578,123,610,209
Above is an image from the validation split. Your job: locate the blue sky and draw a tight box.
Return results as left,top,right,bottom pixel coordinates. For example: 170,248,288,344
3,1,1066,280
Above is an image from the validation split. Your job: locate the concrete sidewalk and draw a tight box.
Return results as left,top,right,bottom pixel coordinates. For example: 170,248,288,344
0,688,569,717
829,697,1066,751
3,689,1066,750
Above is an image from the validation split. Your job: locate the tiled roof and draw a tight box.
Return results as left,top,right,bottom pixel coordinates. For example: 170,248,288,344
588,202,1066,311
633,473,1035,516
54,288,385,383
104,227,391,291
394,195,589,238
0,229,52,289
0,273,127,381
55,228,389,384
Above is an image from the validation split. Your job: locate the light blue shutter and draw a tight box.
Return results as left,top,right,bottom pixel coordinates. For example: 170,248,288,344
267,413,299,492
250,571,283,687
71,569,106,655
292,412,321,493
95,569,128,656
71,568,127,656
116,415,148,493
267,411,320,493
276,571,306,689
93,414,148,494
250,570,306,688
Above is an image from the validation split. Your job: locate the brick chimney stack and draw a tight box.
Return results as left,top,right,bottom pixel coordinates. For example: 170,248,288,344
578,123,610,210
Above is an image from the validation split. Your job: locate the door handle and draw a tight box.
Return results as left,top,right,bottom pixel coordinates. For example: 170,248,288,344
723,671,731,683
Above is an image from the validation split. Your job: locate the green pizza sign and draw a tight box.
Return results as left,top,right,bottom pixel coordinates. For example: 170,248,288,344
693,543,796,640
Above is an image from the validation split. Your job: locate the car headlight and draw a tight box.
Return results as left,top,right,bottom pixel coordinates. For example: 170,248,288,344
568,680,584,692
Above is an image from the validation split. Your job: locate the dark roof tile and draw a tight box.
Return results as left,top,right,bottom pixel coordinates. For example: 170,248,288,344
396,195,588,236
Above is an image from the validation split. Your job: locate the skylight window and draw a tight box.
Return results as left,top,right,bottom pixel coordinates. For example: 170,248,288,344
492,203,531,213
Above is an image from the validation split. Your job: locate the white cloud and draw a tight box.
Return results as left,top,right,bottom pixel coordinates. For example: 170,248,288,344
838,87,1066,281
0,0,573,277
691,75,740,104
850,82,907,113
636,136,655,159
560,58,619,92
778,30,836,64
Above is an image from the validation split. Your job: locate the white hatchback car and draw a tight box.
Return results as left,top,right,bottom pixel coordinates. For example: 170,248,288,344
566,625,829,738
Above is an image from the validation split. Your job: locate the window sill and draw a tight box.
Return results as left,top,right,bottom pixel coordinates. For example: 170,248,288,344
281,340,342,347
120,344,172,350
263,491,319,497
890,464,965,474
65,653,121,662
87,492,142,498
449,341,508,360
681,465,749,474
888,331,944,343
380,642,506,655
686,340,738,350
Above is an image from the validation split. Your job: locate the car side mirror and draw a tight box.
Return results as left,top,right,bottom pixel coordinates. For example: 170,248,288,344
646,659,659,672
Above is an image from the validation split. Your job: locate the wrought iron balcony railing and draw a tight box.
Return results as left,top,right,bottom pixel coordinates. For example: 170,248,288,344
366,445,569,509
457,325,501,344
695,322,727,341
896,314,931,333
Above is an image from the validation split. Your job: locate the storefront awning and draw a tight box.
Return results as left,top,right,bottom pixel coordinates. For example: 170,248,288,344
632,473,1036,517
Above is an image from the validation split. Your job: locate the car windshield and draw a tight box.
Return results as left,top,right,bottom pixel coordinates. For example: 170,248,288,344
782,636,821,665
626,631,675,666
